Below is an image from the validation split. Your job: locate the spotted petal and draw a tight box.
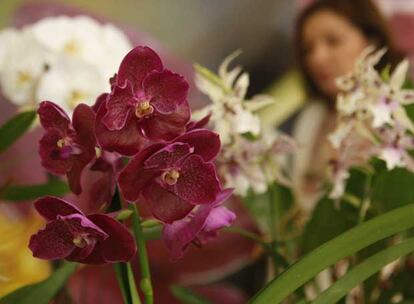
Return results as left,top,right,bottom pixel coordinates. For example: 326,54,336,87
96,100,146,156
173,154,221,205
38,101,70,132
143,181,194,223
103,83,135,131
87,214,136,263
175,129,221,162
143,69,189,114
29,219,76,260
116,46,163,94
118,143,164,202
140,101,190,141
34,196,83,221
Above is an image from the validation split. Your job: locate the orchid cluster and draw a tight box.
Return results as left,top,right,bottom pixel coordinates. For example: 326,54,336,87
328,47,414,198
194,51,295,196
29,46,236,264
0,15,131,115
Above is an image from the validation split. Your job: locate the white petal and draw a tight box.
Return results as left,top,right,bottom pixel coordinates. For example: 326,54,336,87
370,101,393,128
0,31,51,106
232,107,261,135
329,169,350,199
36,57,107,115
245,95,275,112
379,147,404,170
390,59,409,90
328,123,353,149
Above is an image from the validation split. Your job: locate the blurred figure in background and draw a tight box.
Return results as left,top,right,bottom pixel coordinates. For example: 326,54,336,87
291,0,403,211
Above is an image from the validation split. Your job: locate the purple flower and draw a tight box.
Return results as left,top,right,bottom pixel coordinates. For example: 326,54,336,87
96,46,190,155
163,189,236,261
118,129,222,223
38,101,96,194
29,196,136,264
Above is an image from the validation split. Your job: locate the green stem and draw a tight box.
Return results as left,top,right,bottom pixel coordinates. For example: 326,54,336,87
358,173,373,224
127,262,142,304
130,204,154,304
224,226,266,245
268,182,279,275
268,183,278,242
113,263,130,304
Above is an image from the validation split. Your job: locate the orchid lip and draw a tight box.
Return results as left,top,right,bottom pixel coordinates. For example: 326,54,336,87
135,100,154,118
73,235,88,248
162,169,180,185
56,138,67,148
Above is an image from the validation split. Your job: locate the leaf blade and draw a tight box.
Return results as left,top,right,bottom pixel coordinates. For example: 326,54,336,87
249,204,414,304
313,238,414,304
0,262,77,304
0,110,36,153
1,180,70,202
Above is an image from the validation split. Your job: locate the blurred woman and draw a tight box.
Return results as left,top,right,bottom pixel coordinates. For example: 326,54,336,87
292,0,403,211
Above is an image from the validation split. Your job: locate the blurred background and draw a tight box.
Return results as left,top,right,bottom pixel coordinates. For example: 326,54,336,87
1,0,414,123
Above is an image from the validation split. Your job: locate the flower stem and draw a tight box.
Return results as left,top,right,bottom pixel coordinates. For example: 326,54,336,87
268,182,279,275
268,185,277,241
127,262,142,304
113,263,130,304
224,226,266,245
130,204,154,304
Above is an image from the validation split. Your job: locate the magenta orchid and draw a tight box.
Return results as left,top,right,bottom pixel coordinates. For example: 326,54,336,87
29,196,136,264
118,129,224,223
163,188,236,261
96,46,191,155
38,101,96,194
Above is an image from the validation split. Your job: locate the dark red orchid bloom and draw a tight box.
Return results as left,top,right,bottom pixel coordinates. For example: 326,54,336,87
96,46,191,156
38,101,96,194
118,129,223,223
29,196,136,264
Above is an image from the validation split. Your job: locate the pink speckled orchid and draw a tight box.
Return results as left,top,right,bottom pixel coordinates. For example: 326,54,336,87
29,196,136,264
96,46,190,155
118,129,224,223
38,101,96,194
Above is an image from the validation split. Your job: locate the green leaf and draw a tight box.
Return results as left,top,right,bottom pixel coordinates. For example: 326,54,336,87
170,285,211,304
301,198,356,253
242,182,293,236
371,168,414,213
249,204,414,304
0,110,36,153
312,238,414,304
0,262,77,304
1,180,69,202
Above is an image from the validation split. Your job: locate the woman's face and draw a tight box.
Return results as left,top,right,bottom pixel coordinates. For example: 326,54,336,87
302,9,370,98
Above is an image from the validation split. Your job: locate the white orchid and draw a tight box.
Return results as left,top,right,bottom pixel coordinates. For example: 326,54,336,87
195,51,295,196
0,30,52,107
328,46,414,198
376,125,414,171
194,51,273,145
0,15,132,111
36,57,107,114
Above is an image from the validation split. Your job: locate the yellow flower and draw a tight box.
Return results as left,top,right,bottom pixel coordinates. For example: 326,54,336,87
0,209,51,297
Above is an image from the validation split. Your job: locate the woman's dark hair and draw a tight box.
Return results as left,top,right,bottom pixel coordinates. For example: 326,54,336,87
295,0,403,100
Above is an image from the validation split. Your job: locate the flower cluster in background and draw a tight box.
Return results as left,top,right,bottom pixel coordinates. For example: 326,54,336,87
0,15,132,114
194,51,296,196
29,45,236,263
328,47,414,198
